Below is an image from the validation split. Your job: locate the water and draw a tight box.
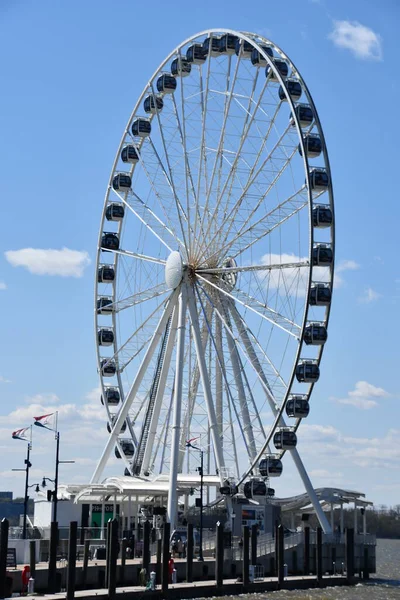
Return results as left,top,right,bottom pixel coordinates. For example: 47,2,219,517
222,539,400,599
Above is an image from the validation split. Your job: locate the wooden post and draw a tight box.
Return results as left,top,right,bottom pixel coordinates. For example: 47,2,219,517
66,521,78,600
345,528,354,580
186,523,193,583
242,525,250,586
277,524,284,586
120,538,127,585
251,524,257,566
105,520,112,588
215,522,224,588
316,527,323,584
303,526,310,575
48,521,58,593
162,522,170,593
108,519,118,600
363,546,369,580
82,538,90,586
29,540,36,580
0,519,9,600
156,538,162,584
142,520,151,576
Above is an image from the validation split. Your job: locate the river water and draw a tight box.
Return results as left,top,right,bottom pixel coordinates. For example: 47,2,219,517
221,539,400,599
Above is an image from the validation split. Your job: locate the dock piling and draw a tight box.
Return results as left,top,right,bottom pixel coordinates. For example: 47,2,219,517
162,522,170,593
66,521,77,600
316,526,323,584
277,524,284,586
251,524,257,566
48,521,59,593
120,537,127,585
0,518,9,600
186,523,193,583
345,528,354,580
107,519,118,600
242,525,250,586
143,520,151,576
82,538,90,586
303,526,310,575
29,539,36,580
215,521,224,588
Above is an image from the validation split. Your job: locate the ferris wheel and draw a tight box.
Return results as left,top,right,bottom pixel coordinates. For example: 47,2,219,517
91,29,335,533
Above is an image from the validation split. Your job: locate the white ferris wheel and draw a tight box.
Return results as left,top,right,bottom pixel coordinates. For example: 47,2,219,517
91,29,335,532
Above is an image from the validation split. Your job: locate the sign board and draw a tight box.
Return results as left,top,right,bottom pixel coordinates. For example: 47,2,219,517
241,506,265,532
6,548,17,568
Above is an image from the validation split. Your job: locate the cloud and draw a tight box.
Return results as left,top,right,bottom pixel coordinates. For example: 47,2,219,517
0,282,6,290
5,247,91,277
335,259,359,288
333,380,390,410
0,376,11,384
328,20,383,61
358,287,382,304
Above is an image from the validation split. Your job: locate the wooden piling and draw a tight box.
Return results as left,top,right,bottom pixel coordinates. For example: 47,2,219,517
48,521,59,593
242,525,250,586
215,522,224,588
345,528,354,580
107,519,118,600
251,524,257,566
277,524,284,586
66,521,78,600
29,539,36,580
162,522,170,593
303,526,310,575
316,526,323,584
0,519,9,600
143,520,151,576
82,538,90,587
186,523,193,583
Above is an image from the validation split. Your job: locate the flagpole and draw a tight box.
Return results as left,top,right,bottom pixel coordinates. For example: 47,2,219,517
22,439,32,539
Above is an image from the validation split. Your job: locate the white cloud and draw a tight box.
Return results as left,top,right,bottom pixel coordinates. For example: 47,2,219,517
0,375,11,384
335,259,359,288
333,380,390,410
358,286,382,304
5,247,91,278
328,20,383,61
0,282,6,290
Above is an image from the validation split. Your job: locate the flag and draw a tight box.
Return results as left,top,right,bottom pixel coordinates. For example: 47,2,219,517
33,413,56,431
12,427,30,441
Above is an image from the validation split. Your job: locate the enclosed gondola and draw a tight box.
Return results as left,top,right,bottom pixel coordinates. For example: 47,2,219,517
98,328,114,346
312,243,333,266
235,38,253,58
259,456,283,477
106,203,125,222
313,204,333,228
115,439,135,459
107,416,127,434
309,283,332,306
171,57,191,77
299,134,322,158
295,359,320,383
273,428,297,450
203,36,221,57
144,95,164,114
97,265,115,283
100,358,117,377
244,478,268,499
112,173,131,192
97,296,113,314
156,74,177,94
251,44,273,66
219,33,238,55
304,322,328,346
121,145,140,164
131,118,151,137
101,387,120,406
286,395,310,418
310,168,330,191
265,59,289,80
279,79,302,102
186,43,207,64
101,232,119,252
290,104,313,128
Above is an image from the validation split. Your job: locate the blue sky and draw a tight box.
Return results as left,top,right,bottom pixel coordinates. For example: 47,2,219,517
1,0,399,507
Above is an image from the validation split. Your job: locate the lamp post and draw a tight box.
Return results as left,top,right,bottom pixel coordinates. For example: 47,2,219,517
34,414,74,522
12,426,33,540
186,440,204,562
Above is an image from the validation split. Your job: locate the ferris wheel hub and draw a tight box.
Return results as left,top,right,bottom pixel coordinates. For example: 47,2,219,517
165,251,184,289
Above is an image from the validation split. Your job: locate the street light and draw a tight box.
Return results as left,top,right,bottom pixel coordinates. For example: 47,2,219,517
34,413,74,523
186,439,204,562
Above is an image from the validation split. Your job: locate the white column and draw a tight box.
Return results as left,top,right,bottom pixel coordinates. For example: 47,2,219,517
187,285,226,479
128,495,132,531
91,289,179,483
167,284,187,530
142,305,179,475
